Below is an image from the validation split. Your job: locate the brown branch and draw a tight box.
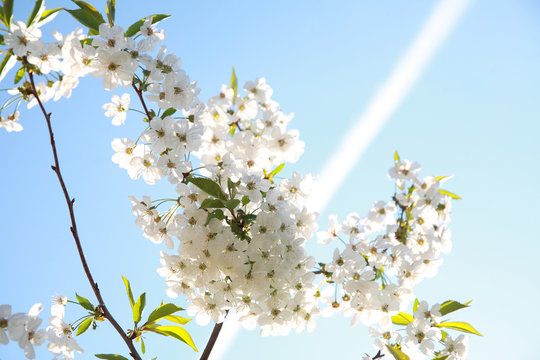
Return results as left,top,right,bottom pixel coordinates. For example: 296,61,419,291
200,318,226,360
132,82,153,120
28,71,143,360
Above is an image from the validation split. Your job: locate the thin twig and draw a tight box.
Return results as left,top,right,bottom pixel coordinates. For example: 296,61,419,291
132,83,153,120
28,71,143,360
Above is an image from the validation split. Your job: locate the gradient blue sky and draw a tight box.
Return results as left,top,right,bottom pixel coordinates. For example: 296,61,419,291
1,0,539,359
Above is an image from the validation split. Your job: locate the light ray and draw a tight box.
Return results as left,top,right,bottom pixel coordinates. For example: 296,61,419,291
210,0,472,358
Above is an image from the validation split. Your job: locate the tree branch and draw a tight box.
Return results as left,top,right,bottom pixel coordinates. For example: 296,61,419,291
200,319,226,360
28,70,143,360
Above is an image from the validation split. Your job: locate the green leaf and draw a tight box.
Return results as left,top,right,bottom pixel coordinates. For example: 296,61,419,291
205,209,225,225
394,150,400,165
95,355,130,360
40,8,63,24
161,107,176,119
106,0,115,25
14,66,24,84
433,355,450,360
65,8,103,35
242,214,256,223
413,299,419,312
145,303,183,324
140,337,145,354
0,5,4,27
434,175,450,182
441,330,449,341
230,66,238,103
267,163,284,181
154,325,198,352
133,292,146,324
3,0,13,27
163,315,191,325
0,49,14,83
241,195,250,206
200,198,226,209
76,293,95,312
439,300,470,316
391,312,413,326
76,317,93,336
224,199,240,211
125,14,170,37
438,189,461,200
26,0,44,26
0,34,4,45
227,178,239,198
436,321,482,336
188,177,227,200
122,276,135,308
72,1,106,24
385,344,410,360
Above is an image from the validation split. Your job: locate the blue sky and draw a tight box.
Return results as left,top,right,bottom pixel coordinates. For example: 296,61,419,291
1,0,539,359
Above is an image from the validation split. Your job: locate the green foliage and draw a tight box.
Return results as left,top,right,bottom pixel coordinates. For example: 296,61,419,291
145,303,183,324
433,355,450,360
224,199,240,211
227,178,240,198
385,344,410,360
26,0,44,26
163,315,191,325
438,189,461,199
436,321,482,336
3,0,13,27
76,317,93,336
95,355,130,360
65,8,102,35
439,300,471,316
125,14,170,37
75,293,95,312
140,337,145,354
205,209,225,225
230,66,238,103
14,66,24,84
65,1,106,36
0,51,14,83
151,325,198,352
200,198,226,209
133,292,146,324
394,150,400,165
39,8,63,23
266,163,284,183
161,107,176,119
413,298,419,312
122,276,135,308
187,176,227,200
106,0,115,25
391,312,413,326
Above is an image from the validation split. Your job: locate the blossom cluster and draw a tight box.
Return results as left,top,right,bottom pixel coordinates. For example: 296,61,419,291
0,298,83,360
127,80,319,336
315,159,462,357
367,300,469,360
0,3,478,359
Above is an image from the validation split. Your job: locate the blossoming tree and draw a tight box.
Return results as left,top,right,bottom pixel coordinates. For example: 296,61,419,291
0,1,481,359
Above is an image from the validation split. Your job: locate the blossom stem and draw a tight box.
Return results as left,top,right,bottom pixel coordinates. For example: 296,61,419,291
132,82,153,120
28,71,143,360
